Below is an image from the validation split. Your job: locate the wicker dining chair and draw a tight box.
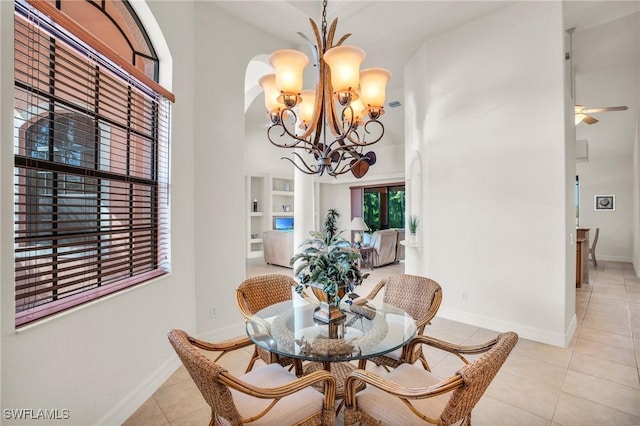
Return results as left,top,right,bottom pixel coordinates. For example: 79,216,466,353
357,274,442,371
235,274,301,374
168,329,336,426
344,331,518,426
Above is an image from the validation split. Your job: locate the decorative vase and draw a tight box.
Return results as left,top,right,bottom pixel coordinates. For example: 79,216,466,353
408,233,416,245
310,285,346,323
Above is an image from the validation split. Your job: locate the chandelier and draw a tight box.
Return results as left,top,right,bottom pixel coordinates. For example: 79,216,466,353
258,0,391,178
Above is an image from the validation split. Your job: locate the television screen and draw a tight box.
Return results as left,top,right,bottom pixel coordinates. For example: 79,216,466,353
274,216,294,231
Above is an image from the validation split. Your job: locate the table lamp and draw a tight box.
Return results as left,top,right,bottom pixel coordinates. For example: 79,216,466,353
350,217,369,248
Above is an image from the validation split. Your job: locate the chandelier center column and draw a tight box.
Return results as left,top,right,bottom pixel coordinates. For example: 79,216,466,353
293,162,316,259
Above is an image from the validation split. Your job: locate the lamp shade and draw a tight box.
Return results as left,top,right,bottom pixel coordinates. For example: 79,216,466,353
344,98,364,125
258,74,281,113
269,49,309,95
349,217,369,231
323,45,366,94
298,90,316,127
360,68,392,108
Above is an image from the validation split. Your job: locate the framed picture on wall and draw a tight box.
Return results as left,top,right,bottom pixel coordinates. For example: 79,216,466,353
594,195,615,211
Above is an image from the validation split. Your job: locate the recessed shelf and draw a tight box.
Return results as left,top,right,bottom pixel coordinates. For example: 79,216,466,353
399,240,422,248
272,190,294,196
273,211,294,216
250,238,263,243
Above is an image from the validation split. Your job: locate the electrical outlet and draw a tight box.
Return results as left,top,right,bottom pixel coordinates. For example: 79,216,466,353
210,306,217,318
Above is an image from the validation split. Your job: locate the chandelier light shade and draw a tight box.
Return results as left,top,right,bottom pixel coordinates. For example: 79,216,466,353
258,74,281,114
269,49,309,98
298,90,316,128
360,68,392,116
323,45,366,99
258,0,391,178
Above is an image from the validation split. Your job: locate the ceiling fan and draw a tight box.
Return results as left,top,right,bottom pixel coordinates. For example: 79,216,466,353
575,104,628,125
565,28,629,126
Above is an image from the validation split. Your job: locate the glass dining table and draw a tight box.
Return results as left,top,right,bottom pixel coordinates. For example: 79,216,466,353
245,296,418,399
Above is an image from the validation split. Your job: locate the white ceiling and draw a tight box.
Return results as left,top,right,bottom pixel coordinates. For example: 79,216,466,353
221,1,639,143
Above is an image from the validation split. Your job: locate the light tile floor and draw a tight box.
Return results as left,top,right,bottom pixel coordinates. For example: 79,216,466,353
124,260,640,426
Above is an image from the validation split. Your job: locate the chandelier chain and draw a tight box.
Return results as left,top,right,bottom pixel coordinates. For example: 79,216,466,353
321,0,328,46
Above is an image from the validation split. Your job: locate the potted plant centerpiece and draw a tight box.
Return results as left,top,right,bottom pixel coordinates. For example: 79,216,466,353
291,209,366,323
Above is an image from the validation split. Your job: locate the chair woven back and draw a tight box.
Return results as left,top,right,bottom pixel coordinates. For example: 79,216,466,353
440,332,518,425
167,329,241,425
382,274,442,331
237,274,296,317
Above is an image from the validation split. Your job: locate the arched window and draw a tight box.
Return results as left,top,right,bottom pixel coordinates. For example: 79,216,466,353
13,0,174,326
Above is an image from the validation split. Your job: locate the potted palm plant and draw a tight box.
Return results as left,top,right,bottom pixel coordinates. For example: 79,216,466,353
290,209,365,323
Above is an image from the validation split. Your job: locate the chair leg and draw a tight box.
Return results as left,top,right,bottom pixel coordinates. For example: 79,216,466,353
245,346,260,373
592,252,597,268
418,352,431,372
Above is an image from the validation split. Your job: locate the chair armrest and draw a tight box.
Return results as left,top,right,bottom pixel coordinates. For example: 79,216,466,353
401,334,499,365
187,335,253,362
414,288,443,330
361,279,386,301
220,369,337,410
344,369,462,413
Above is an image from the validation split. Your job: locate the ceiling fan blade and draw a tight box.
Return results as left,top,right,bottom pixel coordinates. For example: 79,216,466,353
582,106,628,113
582,115,599,125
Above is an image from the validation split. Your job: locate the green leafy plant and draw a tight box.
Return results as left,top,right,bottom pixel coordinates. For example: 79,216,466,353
290,209,365,304
409,215,419,234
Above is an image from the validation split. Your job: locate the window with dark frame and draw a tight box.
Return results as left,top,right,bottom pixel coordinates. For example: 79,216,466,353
13,0,173,326
361,184,406,231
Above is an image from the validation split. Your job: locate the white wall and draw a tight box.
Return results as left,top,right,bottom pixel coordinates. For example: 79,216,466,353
404,2,574,346
575,13,640,263
1,1,197,424
191,4,292,337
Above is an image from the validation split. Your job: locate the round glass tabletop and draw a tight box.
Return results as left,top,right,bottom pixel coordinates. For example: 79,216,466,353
246,297,418,363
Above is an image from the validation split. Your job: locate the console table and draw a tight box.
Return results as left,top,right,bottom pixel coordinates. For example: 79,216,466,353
576,228,590,286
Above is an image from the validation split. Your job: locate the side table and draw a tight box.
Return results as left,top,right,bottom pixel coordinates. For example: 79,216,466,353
357,246,376,270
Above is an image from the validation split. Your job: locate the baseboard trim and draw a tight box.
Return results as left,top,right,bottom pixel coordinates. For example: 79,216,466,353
198,322,246,342
596,255,633,263
437,307,574,348
97,354,181,426
98,323,247,425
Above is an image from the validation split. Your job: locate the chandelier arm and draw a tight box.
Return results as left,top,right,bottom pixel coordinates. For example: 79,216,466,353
326,18,339,49
282,152,319,175
335,33,351,47
362,119,385,143
294,19,324,142
267,122,319,153
332,160,362,176
325,77,343,138
331,119,386,149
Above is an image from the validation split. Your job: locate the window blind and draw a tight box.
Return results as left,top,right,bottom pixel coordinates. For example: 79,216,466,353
14,0,172,326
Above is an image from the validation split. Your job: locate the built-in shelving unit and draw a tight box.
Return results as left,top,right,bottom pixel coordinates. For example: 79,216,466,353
246,175,266,258
271,177,294,217
245,174,294,259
